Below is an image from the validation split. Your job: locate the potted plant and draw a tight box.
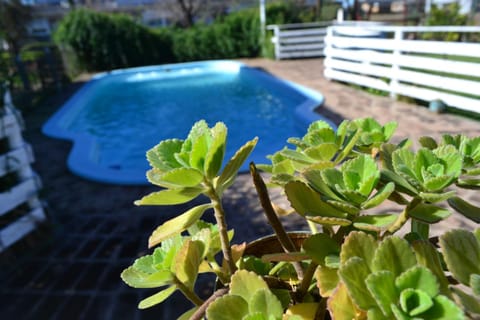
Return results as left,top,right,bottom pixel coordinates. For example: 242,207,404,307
121,118,480,319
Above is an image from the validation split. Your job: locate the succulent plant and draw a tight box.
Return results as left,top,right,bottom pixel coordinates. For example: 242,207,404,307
121,118,480,319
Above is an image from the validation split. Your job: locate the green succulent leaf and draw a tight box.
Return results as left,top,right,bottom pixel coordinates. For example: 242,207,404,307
421,295,465,319
439,229,480,286
367,307,390,320
471,274,480,296
138,285,177,309
362,182,395,209
327,282,361,320
399,288,434,317
216,137,258,192
178,307,199,320
339,256,377,309
418,191,455,203
353,214,398,232
419,136,438,150
242,312,268,320
396,266,439,298
326,200,360,215
134,187,204,206
206,295,249,320
315,265,340,297
342,155,380,196
249,288,283,319
146,139,183,170
411,241,450,297
447,196,480,223
304,143,339,161
340,231,377,271
285,181,348,218
365,271,397,317
279,148,314,164
120,267,173,288
451,286,480,315
303,169,342,200
204,122,227,178
175,240,205,289
149,167,204,188
148,203,212,248
407,203,451,224
380,169,418,196
230,270,269,302
392,148,417,181
372,237,417,277
303,233,341,266
305,216,352,226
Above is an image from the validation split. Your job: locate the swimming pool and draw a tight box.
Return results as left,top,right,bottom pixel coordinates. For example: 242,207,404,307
43,60,332,185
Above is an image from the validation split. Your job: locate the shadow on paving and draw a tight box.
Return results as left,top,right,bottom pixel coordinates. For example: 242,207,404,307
0,79,311,319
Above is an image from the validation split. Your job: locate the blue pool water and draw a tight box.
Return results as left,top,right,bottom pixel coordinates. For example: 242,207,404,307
43,61,331,185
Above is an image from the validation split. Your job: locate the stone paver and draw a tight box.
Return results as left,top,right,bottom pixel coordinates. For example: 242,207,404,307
0,58,478,319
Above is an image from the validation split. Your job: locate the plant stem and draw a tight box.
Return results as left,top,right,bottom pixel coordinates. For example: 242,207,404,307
190,287,229,320
296,261,318,302
206,182,237,276
250,162,305,280
173,277,204,306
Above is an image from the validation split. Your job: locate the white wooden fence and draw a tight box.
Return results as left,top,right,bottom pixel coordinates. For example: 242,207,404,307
0,89,47,253
268,22,332,59
324,25,480,113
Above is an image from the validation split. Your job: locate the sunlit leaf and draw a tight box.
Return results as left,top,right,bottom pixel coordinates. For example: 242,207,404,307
230,270,268,302
217,137,258,192
316,265,340,297
396,266,439,298
158,167,204,188
175,240,205,289
339,257,377,310
205,122,227,178
249,288,283,319
327,282,361,320
418,191,455,203
362,182,395,209
138,285,177,309
285,303,319,319
365,271,397,317
206,295,248,320
399,288,433,316
340,231,377,270
120,267,173,288
134,187,204,206
285,181,348,218
411,241,450,297
353,214,397,232
148,204,212,248
421,295,465,319
146,139,183,170
372,237,417,277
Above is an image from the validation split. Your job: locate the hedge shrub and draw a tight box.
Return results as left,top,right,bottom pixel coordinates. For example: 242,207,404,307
53,9,174,72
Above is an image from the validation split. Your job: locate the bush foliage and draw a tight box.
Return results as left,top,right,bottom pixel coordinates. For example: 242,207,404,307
53,9,174,72
53,3,327,72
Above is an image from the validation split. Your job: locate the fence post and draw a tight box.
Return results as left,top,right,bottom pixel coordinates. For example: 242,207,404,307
272,26,281,60
324,26,334,80
390,29,403,99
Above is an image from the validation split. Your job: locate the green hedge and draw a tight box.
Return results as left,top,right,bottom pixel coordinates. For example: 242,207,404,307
172,9,260,62
53,9,174,72
54,3,327,73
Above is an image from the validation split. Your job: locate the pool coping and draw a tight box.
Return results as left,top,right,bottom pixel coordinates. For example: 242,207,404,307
42,60,332,185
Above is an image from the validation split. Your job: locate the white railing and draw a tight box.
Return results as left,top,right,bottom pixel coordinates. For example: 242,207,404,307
0,89,47,253
324,25,480,113
268,22,332,60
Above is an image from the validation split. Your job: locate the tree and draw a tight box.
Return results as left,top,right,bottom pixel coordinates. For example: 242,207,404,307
0,0,32,90
0,0,31,55
157,0,233,28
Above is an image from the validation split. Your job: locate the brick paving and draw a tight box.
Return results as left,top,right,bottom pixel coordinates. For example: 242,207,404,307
1,58,479,319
